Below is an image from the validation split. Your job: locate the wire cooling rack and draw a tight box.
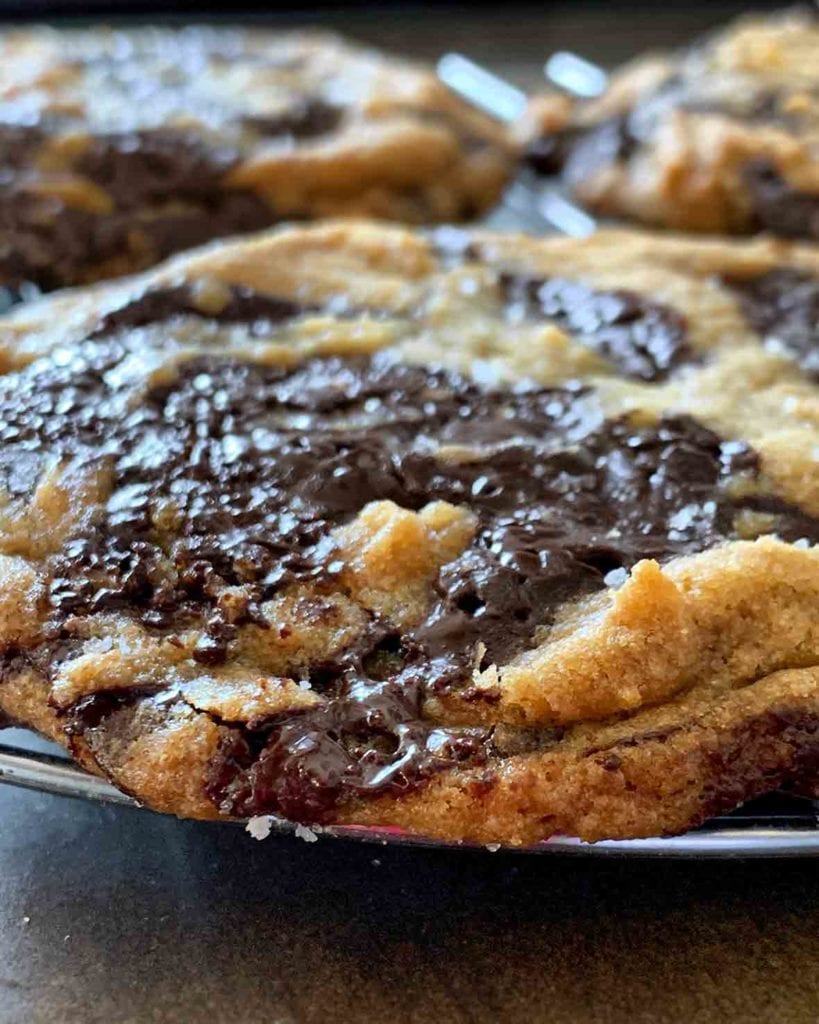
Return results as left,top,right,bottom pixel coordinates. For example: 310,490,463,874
1,51,818,856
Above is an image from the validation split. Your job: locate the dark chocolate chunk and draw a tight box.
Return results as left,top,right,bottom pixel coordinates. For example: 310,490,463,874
0,124,47,172
728,267,819,378
77,131,239,207
743,161,819,241
243,98,343,140
76,101,342,214
0,192,109,292
93,284,318,337
0,117,280,291
499,273,692,381
0,187,273,290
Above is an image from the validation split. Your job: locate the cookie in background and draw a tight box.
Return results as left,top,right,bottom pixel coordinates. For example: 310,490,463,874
522,7,819,237
0,25,514,293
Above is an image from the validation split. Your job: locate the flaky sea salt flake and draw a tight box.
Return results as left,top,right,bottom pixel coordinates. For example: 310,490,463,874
603,567,628,589
246,816,273,841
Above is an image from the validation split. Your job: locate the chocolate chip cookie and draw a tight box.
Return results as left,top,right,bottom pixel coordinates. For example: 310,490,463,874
524,8,819,238
0,26,512,294
1,220,818,846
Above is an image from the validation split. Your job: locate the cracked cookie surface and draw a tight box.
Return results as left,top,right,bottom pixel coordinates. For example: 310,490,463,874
1,220,819,845
524,8,819,238
0,25,512,293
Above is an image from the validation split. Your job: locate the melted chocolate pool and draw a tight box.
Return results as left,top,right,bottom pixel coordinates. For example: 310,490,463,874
1,289,818,821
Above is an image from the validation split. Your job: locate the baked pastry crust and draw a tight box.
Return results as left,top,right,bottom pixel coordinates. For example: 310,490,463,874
0,26,513,290
1,220,818,845
523,8,819,238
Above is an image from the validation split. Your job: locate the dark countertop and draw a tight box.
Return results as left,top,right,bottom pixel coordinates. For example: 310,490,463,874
2,779,819,1024
2,4,818,1022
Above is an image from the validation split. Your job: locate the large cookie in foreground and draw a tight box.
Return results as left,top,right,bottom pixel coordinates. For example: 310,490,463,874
0,26,512,293
1,220,819,845
524,8,819,238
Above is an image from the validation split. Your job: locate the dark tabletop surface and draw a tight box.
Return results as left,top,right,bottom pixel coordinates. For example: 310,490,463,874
2,777,819,1024
2,4,818,1022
